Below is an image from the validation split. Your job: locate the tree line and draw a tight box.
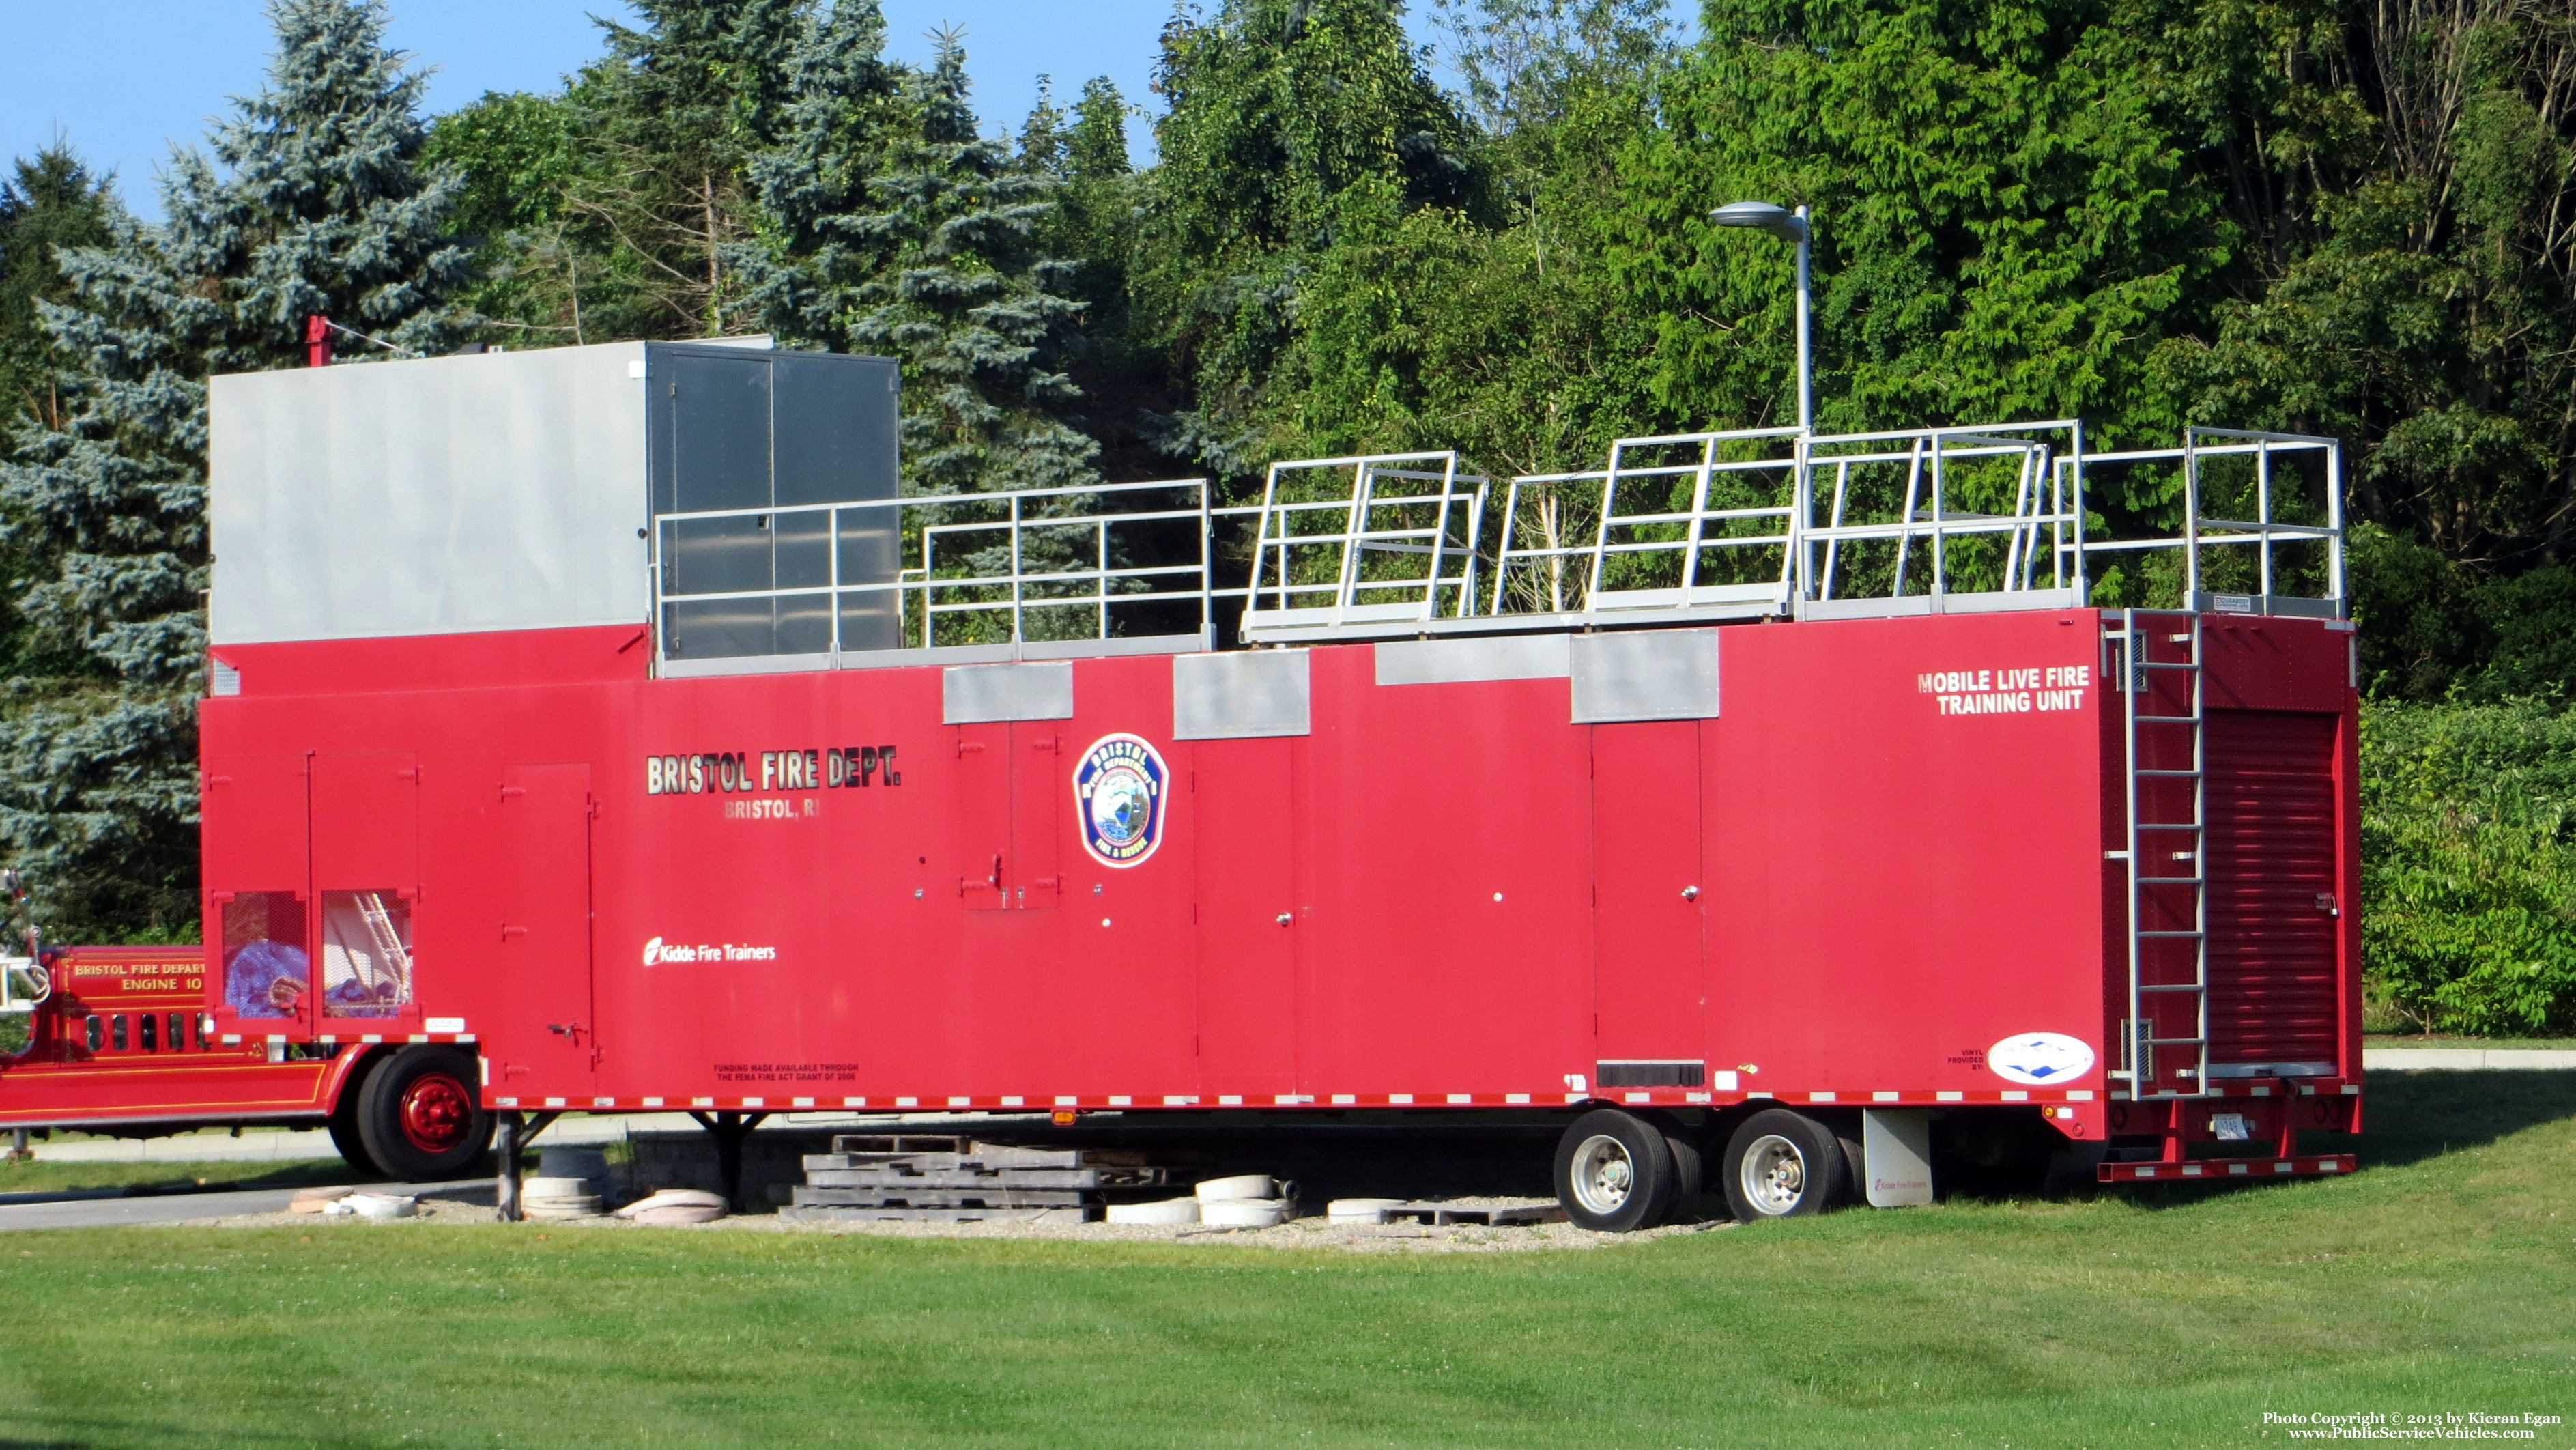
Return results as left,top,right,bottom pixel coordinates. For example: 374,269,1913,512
0,0,2572,1030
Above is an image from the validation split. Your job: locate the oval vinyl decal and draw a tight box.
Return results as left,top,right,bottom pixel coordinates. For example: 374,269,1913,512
1987,1032,2097,1085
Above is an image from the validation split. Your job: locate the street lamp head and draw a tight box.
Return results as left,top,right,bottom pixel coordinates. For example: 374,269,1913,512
1710,201,1809,242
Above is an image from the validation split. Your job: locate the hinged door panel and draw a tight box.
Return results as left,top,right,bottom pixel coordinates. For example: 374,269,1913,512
1591,722,1707,1074
311,752,421,1023
1192,740,1299,1096
203,755,311,1031
496,765,596,1091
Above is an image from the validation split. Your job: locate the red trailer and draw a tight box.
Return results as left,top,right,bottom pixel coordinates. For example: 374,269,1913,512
0,341,2363,1228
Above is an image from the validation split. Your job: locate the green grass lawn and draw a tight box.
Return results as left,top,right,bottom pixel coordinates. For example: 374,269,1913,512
0,1154,355,1197
3,1071,2571,1450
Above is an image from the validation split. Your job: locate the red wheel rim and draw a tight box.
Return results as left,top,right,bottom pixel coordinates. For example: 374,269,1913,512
398,1070,474,1154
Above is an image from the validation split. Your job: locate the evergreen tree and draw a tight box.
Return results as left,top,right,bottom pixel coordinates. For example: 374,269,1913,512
0,145,118,435
0,0,470,936
838,33,1099,496
734,0,905,347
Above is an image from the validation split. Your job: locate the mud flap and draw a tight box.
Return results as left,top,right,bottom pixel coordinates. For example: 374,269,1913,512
1861,1108,1934,1207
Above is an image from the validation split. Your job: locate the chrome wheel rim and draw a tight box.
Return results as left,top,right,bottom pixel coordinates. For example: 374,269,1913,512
1569,1134,1635,1216
1738,1133,1808,1215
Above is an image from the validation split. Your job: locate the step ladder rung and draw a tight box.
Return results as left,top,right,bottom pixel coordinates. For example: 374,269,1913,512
2137,982,2207,993
2135,769,2203,778
2138,930,2205,939
2134,821,2205,831
2147,1036,2207,1047
2136,877,2205,887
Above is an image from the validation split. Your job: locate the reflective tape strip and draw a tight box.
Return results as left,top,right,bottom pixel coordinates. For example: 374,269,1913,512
1685,1092,1710,1103
642,1097,665,1107
2001,1090,2029,1101
842,1097,866,1108
1332,1094,1356,1105
544,1097,566,1108
1450,1093,1475,1104
1507,1093,1533,1104
691,1096,715,1107
947,1096,971,1107
1809,1092,1837,1103
792,1097,815,1108
1054,1096,1078,1107
1936,1091,1964,1102
496,1096,519,1108
895,1096,919,1107
1110,1095,1134,1106
1874,1091,1900,1102
2065,1090,2094,1100
1624,1092,1649,1104
1165,1095,1199,1106
592,1097,614,1108
1218,1095,1244,1106
1000,1096,1025,1107
739,1097,764,1108
1388,1094,1414,1105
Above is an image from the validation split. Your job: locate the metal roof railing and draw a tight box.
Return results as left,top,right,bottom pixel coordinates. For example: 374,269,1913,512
642,420,2347,671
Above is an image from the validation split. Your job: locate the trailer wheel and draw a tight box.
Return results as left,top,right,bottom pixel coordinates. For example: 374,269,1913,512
354,1045,491,1181
1721,1109,1848,1221
1552,1109,1678,1232
327,1052,383,1178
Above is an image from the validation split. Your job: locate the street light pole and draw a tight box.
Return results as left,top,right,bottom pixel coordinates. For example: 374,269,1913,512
1791,205,1812,434
1709,201,1814,433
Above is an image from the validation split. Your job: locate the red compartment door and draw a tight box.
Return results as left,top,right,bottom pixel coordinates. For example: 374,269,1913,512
495,764,596,1094
1192,737,1299,1098
2205,711,2342,1073
1590,722,1707,1070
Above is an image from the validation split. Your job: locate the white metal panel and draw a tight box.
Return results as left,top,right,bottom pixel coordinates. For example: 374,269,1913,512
1172,651,1311,739
1374,634,1571,685
943,662,1075,723
1861,1108,1935,1208
209,341,652,645
1569,629,1721,722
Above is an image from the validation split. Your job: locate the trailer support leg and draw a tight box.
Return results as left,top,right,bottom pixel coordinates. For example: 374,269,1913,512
496,1111,523,1223
6,1128,27,1163
687,1111,769,1211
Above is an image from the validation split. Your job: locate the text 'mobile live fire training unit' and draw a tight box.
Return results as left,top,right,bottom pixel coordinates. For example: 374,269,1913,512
0,337,2362,1229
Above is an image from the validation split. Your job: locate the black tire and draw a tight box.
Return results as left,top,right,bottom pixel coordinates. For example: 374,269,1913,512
327,1051,384,1178
1653,1118,1718,1223
1552,1108,1678,1232
1720,1108,1848,1221
354,1044,491,1181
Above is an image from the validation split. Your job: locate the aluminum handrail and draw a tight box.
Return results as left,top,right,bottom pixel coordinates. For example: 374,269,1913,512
649,422,2347,664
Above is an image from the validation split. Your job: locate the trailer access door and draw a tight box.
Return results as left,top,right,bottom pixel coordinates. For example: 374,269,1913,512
1590,722,1708,1083
205,754,311,1034
495,765,597,1092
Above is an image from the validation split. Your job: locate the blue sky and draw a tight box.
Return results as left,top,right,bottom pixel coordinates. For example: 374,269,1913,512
0,1,1227,217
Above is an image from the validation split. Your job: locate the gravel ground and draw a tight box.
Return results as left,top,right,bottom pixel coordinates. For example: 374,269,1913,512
172,1192,1732,1252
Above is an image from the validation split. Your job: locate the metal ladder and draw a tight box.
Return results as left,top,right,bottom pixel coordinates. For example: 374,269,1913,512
2114,609,2210,1098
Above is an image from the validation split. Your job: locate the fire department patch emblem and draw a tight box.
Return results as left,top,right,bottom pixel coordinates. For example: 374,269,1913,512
1074,733,1167,868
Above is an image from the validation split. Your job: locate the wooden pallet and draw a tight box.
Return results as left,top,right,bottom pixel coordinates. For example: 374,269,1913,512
791,1186,1088,1208
1377,1202,1566,1226
810,1144,1162,1171
804,1167,1111,1190
779,1205,1100,1225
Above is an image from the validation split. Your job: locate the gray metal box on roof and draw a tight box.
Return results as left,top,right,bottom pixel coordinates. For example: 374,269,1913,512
208,338,900,657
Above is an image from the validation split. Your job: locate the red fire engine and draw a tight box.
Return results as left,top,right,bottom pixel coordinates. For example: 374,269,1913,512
0,339,2362,1229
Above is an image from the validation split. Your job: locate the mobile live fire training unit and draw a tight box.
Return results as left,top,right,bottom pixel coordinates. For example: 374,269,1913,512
0,337,2364,1229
